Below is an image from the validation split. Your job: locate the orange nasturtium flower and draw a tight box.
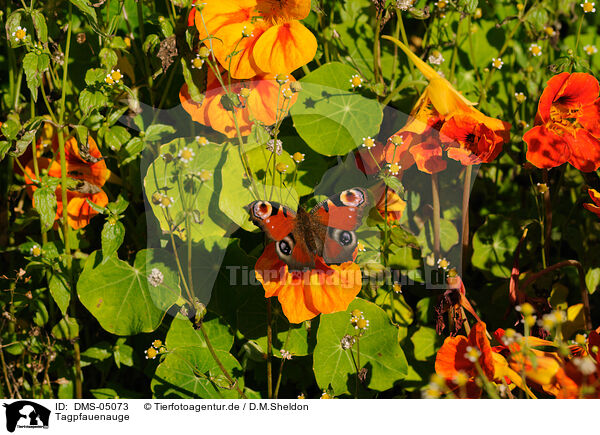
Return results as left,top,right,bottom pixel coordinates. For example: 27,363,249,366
180,70,298,138
382,36,511,174
524,72,600,172
434,322,498,398
584,188,600,218
24,135,110,230
254,243,362,324
376,188,406,223
194,0,317,79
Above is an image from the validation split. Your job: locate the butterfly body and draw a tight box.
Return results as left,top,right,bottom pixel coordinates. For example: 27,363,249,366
247,188,368,270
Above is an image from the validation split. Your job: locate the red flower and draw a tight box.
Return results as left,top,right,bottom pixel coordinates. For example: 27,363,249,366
524,72,600,172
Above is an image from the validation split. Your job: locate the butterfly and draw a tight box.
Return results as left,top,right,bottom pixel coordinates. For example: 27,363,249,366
246,188,369,270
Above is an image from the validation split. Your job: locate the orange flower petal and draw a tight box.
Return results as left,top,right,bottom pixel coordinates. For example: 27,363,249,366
253,21,317,74
579,99,600,137
277,280,320,323
566,129,600,172
247,75,298,124
303,261,361,314
435,335,471,379
409,139,447,174
524,125,570,169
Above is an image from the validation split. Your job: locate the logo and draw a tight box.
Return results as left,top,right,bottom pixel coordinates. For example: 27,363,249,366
3,401,50,432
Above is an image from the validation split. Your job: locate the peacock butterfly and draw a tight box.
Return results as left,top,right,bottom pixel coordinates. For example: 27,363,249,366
246,188,369,270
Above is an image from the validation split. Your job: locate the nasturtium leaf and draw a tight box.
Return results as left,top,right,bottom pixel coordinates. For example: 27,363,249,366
313,298,408,396
33,186,57,232
374,290,414,327
101,220,125,263
77,249,180,335
417,218,459,256
290,62,383,156
165,314,234,352
151,314,243,399
410,326,441,362
144,138,232,243
471,216,520,278
218,144,298,231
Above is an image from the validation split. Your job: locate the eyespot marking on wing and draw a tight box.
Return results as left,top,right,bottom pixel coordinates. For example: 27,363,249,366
253,201,273,220
340,189,366,207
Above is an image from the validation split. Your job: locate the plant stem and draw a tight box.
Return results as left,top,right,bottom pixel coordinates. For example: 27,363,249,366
266,298,273,399
461,166,473,269
198,322,247,398
0,341,14,398
431,173,441,258
274,328,292,399
542,169,551,268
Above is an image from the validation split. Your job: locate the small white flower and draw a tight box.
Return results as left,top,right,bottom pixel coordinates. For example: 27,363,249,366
148,268,164,287
340,334,355,350
581,1,596,13
178,147,195,163
280,349,292,360
266,139,283,155
362,137,375,149
292,152,305,163
464,346,481,362
396,0,414,11
387,162,401,175
30,244,42,257
491,58,504,69
195,136,209,146
437,258,450,270
584,44,598,55
350,74,363,88
241,26,254,38
428,51,445,65
12,26,27,42
528,43,542,57
191,54,204,69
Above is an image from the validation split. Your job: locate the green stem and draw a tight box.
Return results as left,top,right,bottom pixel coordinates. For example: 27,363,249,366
431,173,441,259
461,166,473,269
266,298,273,399
199,322,247,398
273,328,292,399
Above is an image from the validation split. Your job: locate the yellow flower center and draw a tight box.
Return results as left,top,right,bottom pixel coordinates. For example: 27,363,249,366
146,347,158,359
583,1,595,12
192,57,204,68
160,196,173,207
351,309,362,318
292,152,304,162
111,70,122,81
282,88,293,99
545,26,555,36
363,137,375,148
438,258,449,269
199,170,212,182
351,75,363,87
436,1,447,9
276,162,288,173
180,149,193,161
153,339,163,348
357,242,366,252
15,29,26,39
389,163,400,174
530,45,542,56
105,76,115,85
196,136,209,146
31,246,42,257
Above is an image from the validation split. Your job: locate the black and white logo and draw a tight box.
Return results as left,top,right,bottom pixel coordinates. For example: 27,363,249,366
3,401,50,432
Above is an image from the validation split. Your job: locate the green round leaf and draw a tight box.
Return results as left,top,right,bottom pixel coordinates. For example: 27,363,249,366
471,216,520,278
77,249,180,335
313,298,408,395
290,62,383,156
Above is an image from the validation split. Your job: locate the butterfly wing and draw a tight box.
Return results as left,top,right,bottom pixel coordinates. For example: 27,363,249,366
246,200,315,269
311,188,369,264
